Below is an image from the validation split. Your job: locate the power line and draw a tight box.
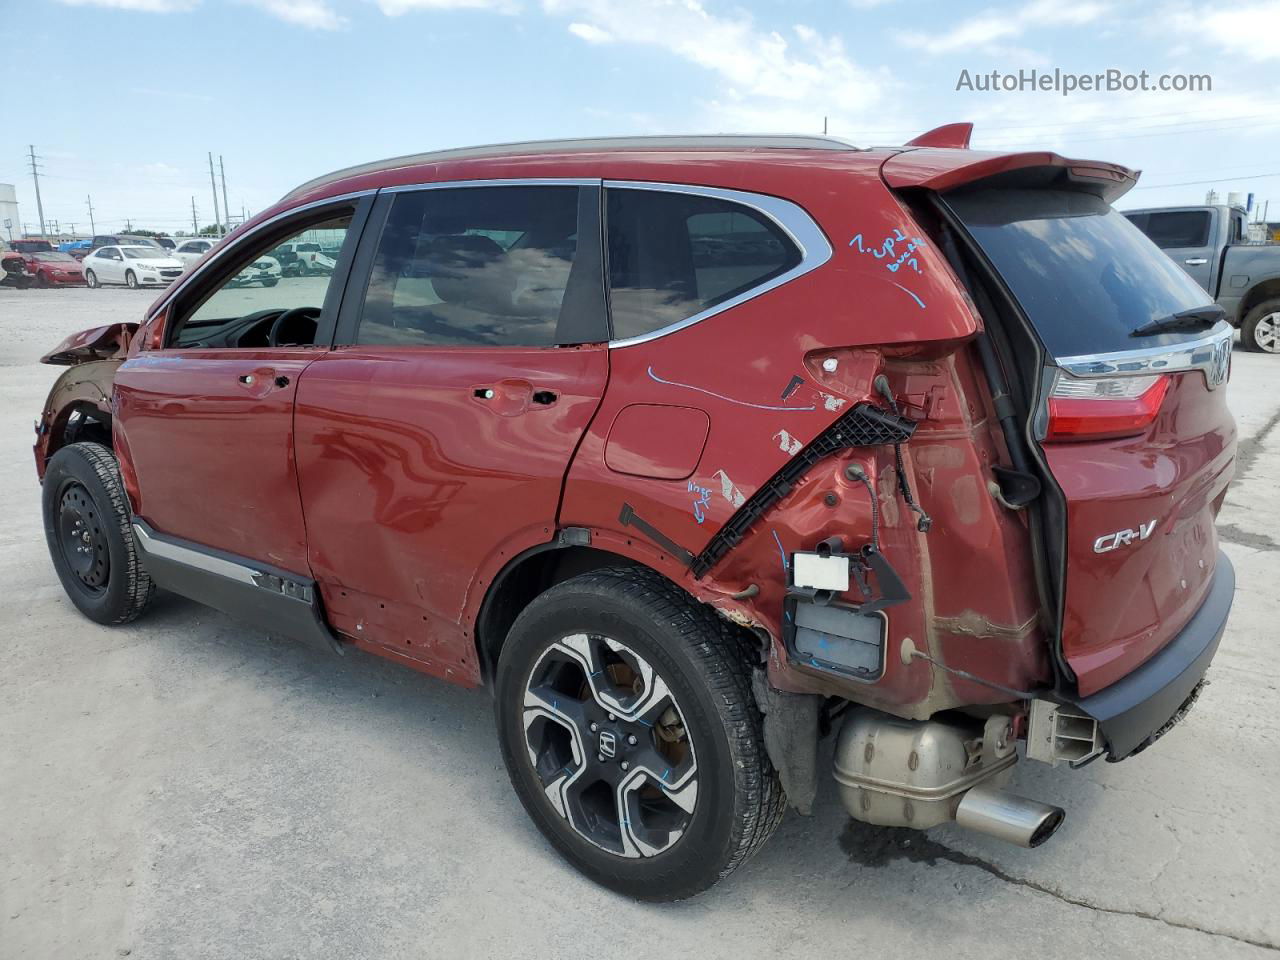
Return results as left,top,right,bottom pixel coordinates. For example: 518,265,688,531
1133,171,1280,190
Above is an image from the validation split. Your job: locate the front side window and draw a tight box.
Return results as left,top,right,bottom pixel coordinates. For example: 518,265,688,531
168,214,351,349
605,188,801,341
356,185,581,347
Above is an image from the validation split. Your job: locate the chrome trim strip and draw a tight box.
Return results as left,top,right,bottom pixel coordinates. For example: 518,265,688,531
131,522,260,585
602,180,833,349
382,177,599,193
145,189,375,320
1055,321,1234,390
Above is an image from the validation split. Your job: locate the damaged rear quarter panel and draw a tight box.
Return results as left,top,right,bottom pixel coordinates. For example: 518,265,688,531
558,163,1051,719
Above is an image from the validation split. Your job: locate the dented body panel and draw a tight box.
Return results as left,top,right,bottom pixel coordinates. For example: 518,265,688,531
31,135,1231,747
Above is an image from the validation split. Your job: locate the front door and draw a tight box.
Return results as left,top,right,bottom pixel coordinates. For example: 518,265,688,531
114,203,365,573
294,183,610,680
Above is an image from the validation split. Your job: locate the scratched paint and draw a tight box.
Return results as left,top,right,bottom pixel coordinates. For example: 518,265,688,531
712,469,746,508
687,481,713,524
647,366,816,412
819,392,847,412
773,429,803,456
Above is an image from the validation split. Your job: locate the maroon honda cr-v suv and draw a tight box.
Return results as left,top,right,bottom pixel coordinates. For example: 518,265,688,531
34,126,1236,900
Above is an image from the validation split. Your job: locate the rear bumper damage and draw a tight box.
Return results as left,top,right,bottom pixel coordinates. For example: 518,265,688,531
1067,549,1234,761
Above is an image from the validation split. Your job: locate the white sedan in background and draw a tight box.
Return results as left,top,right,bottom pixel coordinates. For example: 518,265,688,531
82,245,185,289
173,237,221,267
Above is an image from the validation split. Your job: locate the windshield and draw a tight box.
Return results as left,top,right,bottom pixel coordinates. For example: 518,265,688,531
122,247,159,260
947,188,1215,357
36,252,77,262
13,241,54,253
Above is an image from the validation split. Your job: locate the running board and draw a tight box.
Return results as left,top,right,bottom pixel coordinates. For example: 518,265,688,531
131,521,344,656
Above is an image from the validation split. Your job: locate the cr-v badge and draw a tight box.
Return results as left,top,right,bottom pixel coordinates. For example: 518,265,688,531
1094,520,1158,553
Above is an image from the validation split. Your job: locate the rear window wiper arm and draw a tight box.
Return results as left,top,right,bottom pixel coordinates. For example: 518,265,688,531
1130,305,1225,338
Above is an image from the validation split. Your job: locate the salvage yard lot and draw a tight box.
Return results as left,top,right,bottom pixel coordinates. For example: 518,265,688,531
1,287,1277,959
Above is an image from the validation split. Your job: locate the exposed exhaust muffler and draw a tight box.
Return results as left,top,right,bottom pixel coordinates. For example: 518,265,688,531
833,707,1065,847
955,784,1065,848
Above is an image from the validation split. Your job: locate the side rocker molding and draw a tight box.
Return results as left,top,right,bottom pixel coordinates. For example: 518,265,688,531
131,521,344,656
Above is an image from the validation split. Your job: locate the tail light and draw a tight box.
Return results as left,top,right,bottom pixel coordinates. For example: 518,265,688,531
1046,373,1170,442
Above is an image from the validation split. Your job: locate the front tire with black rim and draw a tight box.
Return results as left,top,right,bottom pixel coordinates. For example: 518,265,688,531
42,442,155,625
1241,298,1280,353
495,566,785,901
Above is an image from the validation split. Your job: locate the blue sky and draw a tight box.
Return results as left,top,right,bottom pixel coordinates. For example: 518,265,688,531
5,0,1280,235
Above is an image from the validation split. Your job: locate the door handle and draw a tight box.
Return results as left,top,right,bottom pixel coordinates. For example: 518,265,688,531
1184,257,1208,265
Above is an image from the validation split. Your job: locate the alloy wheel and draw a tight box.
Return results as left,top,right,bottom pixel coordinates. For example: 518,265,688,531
1254,312,1280,353
522,633,698,859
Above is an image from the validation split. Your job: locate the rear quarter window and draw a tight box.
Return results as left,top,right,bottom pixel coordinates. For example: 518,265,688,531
605,188,801,342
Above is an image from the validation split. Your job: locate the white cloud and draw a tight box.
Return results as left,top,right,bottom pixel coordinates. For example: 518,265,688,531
1171,2,1280,61
54,0,197,11
545,0,889,127
244,0,347,28
568,21,613,42
375,0,518,13
898,0,1109,55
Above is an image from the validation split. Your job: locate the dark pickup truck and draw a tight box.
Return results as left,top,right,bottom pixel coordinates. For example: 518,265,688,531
1124,204,1280,352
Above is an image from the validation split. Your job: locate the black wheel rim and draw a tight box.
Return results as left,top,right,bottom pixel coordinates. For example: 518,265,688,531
56,482,109,595
522,634,698,859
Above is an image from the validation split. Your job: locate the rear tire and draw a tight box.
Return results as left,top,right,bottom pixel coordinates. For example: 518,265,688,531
125,270,138,289
42,442,155,625
495,566,785,901
85,269,99,288
1241,299,1280,353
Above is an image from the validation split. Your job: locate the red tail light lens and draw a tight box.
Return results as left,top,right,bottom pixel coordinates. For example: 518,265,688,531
1047,374,1170,442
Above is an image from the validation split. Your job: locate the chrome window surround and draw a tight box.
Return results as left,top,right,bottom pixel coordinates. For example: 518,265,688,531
602,180,833,349
145,189,375,320
1055,321,1233,390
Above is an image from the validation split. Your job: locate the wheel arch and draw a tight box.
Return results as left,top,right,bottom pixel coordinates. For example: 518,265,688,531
35,360,121,481
1240,278,1280,321
474,542,640,686
472,538,773,689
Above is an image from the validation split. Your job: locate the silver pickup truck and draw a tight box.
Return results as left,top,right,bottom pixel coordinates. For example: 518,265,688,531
1124,204,1280,352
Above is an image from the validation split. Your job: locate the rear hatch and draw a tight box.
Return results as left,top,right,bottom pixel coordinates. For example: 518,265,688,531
942,183,1235,696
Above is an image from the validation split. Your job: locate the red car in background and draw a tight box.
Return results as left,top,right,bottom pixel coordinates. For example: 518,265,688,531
31,127,1237,900
10,240,87,286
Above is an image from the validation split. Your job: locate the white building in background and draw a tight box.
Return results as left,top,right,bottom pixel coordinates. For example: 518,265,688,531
0,183,20,242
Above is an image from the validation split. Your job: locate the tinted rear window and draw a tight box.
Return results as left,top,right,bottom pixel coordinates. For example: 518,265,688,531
949,188,1215,357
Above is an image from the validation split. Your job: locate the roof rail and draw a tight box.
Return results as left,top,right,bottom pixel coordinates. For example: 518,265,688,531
281,134,863,203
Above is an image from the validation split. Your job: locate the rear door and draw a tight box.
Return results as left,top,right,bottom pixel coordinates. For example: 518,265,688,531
946,187,1235,696
1138,208,1216,292
294,182,609,678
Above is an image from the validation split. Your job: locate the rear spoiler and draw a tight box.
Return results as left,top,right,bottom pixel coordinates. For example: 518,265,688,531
884,138,1138,203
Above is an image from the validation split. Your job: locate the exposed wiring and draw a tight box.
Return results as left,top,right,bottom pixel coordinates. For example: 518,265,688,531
873,375,932,533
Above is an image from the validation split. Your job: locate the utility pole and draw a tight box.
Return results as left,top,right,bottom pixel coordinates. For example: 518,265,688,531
66,222,77,238
27,145,47,238
208,152,222,236
86,195,96,235
219,155,231,233
191,196,200,235
125,218,132,232
823,116,828,135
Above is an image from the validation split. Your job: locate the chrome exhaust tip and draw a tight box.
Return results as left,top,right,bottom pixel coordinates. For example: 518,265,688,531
955,784,1065,848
